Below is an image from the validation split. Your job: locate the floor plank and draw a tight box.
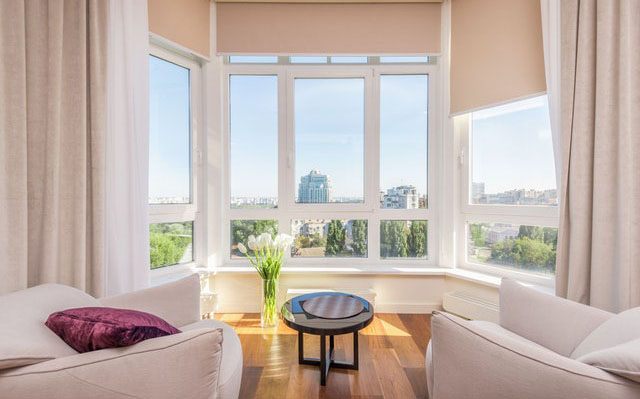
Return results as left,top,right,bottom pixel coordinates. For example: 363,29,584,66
216,313,431,399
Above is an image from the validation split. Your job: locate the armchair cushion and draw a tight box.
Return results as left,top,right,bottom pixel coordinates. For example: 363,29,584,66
578,338,640,383
499,278,613,357
571,307,640,359
0,284,101,370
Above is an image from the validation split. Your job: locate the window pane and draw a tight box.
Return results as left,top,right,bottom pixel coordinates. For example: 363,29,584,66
290,56,328,63
230,220,278,258
149,222,193,269
380,56,429,63
229,56,278,63
230,75,278,208
149,56,191,204
330,56,368,64
380,75,428,209
380,220,427,259
471,96,557,206
467,222,557,275
291,219,367,258
295,78,364,203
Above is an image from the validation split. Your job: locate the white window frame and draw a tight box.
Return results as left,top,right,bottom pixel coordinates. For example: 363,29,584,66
222,61,439,268
148,44,204,274
456,112,559,287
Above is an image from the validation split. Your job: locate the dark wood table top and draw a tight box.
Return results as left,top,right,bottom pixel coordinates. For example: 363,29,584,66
281,292,374,335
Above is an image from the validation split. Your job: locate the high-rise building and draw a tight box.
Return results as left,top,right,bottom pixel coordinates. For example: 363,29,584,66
382,185,419,209
472,182,486,201
298,169,332,203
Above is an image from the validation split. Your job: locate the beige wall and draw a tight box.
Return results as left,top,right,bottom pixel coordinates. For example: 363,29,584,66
216,2,441,55
208,273,446,313
450,0,546,114
148,0,210,57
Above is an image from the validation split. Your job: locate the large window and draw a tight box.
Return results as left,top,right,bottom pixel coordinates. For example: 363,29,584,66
224,57,435,266
460,95,558,283
149,46,201,270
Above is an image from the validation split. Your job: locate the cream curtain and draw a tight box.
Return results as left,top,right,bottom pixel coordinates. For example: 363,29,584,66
0,1,107,296
557,0,640,312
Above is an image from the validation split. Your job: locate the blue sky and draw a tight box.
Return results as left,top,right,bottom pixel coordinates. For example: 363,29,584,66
149,56,191,200
472,95,556,193
150,58,555,202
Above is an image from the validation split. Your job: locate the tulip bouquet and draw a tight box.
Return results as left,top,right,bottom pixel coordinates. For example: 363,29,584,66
238,233,294,327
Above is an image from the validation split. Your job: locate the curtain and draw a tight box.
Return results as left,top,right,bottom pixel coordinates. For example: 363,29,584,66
540,0,563,192
104,0,150,296
557,0,640,312
0,1,107,296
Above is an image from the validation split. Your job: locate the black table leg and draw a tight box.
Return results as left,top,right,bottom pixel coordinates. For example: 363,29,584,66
297,331,360,386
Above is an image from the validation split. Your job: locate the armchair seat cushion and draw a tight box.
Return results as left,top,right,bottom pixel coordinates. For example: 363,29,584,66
181,318,243,399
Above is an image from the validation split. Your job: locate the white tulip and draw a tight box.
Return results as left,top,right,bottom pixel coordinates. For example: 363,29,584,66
237,242,248,254
259,233,273,249
247,235,258,251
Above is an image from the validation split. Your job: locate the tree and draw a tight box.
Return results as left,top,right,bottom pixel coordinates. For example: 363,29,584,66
380,220,392,257
518,226,544,242
149,222,192,269
490,237,555,273
408,221,427,257
351,220,368,257
390,221,408,257
325,220,345,256
231,220,277,256
542,227,558,248
470,224,488,247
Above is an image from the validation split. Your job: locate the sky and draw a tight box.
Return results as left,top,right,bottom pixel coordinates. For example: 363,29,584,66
149,56,191,201
150,55,555,203
472,95,556,194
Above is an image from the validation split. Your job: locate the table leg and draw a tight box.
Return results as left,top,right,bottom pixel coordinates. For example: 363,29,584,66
320,334,327,386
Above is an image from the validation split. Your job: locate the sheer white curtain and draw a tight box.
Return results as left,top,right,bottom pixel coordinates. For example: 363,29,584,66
540,0,562,194
105,0,150,296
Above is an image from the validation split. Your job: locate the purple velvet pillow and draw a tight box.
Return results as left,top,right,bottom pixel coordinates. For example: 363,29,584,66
45,307,181,353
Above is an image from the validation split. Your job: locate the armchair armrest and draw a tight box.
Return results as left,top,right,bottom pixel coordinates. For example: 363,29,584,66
100,274,201,327
499,278,613,356
0,328,223,399
430,311,640,399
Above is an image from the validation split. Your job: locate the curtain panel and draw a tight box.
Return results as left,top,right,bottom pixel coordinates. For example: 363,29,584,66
0,0,107,296
557,0,640,312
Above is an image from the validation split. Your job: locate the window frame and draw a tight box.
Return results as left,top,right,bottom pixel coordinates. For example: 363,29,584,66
222,61,439,268
148,44,203,272
456,111,559,286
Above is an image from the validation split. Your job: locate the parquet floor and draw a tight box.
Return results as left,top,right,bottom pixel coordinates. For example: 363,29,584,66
215,313,431,399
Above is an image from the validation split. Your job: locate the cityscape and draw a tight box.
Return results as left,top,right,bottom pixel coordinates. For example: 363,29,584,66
472,182,558,206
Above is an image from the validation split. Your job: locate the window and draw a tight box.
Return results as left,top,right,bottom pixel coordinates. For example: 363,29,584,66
149,46,201,270
224,57,436,266
380,75,428,209
294,78,365,204
380,56,429,63
229,56,278,63
229,75,278,208
460,95,558,283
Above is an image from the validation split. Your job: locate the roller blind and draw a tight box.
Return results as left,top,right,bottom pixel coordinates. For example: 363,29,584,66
450,0,546,115
148,0,210,57
216,2,442,55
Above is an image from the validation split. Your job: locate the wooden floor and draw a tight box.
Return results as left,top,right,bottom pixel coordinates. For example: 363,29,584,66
215,313,431,399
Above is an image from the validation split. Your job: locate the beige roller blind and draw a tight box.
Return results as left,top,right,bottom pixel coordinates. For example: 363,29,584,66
148,0,210,57
216,2,442,55
450,0,546,115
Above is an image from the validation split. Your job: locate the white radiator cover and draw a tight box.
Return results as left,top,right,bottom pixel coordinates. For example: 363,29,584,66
442,291,499,323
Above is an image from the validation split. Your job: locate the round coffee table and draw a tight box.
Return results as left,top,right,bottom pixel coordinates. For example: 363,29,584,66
281,292,374,386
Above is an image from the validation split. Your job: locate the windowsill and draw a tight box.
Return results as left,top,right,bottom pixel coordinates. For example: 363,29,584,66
149,262,214,287
214,265,451,275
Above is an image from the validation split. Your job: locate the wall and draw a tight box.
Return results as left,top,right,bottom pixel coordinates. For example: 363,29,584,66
208,273,446,313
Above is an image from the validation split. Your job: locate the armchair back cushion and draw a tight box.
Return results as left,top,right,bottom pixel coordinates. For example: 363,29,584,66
0,284,102,369
578,338,640,383
499,278,613,356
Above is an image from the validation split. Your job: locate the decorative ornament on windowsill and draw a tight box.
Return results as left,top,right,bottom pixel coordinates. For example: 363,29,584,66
238,233,294,328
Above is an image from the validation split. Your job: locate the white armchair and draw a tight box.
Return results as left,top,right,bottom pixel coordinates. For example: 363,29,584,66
426,278,640,399
0,275,242,399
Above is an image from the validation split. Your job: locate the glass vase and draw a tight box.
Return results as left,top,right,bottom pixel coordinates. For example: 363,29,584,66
261,277,279,328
